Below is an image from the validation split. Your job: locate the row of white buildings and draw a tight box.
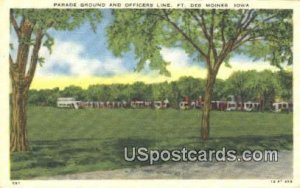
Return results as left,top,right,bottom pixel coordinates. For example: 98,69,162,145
57,97,170,109
57,97,292,112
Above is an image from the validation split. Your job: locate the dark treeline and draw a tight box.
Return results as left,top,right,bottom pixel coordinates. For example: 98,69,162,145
29,70,292,110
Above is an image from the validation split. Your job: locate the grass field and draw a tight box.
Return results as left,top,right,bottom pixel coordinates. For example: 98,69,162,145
11,106,293,179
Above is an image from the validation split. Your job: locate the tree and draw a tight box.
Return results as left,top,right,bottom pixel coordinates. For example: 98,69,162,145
151,81,172,101
118,84,132,101
226,70,256,110
212,79,227,101
130,82,151,100
110,84,127,101
28,87,60,106
86,85,102,101
177,76,204,100
251,70,280,111
10,9,102,152
28,89,44,106
276,70,293,101
107,9,292,140
61,85,86,101
169,81,180,108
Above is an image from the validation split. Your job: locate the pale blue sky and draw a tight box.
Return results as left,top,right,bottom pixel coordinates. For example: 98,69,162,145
9,9,285,89
41,9,255,77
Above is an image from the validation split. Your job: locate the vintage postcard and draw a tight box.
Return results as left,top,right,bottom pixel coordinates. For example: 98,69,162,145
0,0,299,187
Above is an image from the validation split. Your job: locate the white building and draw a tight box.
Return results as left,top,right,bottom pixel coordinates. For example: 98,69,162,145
272,102,292,112
57,97,81,109
179,101,189,110
244,101,260,112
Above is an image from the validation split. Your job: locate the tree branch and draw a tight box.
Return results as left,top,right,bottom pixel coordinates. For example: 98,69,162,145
231,36,264,51
162,10,208,61
190,11,210,42
209,10,218,64
16,18,36,77
241,10,257,30
217,10,258,68
10,11,20,39
198,10,211,41
214,39,236,72
9,54,18,79
209,10,215,38
220,11,226,49
26,30,44,86
9,54,14,66
195,10,214,67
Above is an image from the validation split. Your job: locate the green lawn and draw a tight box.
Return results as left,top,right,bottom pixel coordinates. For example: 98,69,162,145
11,106,293,179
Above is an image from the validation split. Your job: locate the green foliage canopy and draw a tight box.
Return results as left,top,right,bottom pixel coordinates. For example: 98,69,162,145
10,9,102,70
107,9,292,75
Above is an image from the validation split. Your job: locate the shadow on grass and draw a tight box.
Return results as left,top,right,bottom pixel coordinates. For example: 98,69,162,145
11,137,156,172
11,135,292,179
181,134,293,152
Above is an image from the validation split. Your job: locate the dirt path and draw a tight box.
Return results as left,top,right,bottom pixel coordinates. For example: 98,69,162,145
36,150,292,179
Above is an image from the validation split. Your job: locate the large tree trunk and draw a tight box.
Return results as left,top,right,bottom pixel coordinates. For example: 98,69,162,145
10,80,29,152
201,71,216,140
9,17,43,152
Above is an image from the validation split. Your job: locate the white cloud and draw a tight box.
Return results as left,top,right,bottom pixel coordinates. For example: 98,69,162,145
160,47,281,79
161,47,191,68
32,43,287,89
37,40,128,77
37,42,280,79
218,59,280,79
